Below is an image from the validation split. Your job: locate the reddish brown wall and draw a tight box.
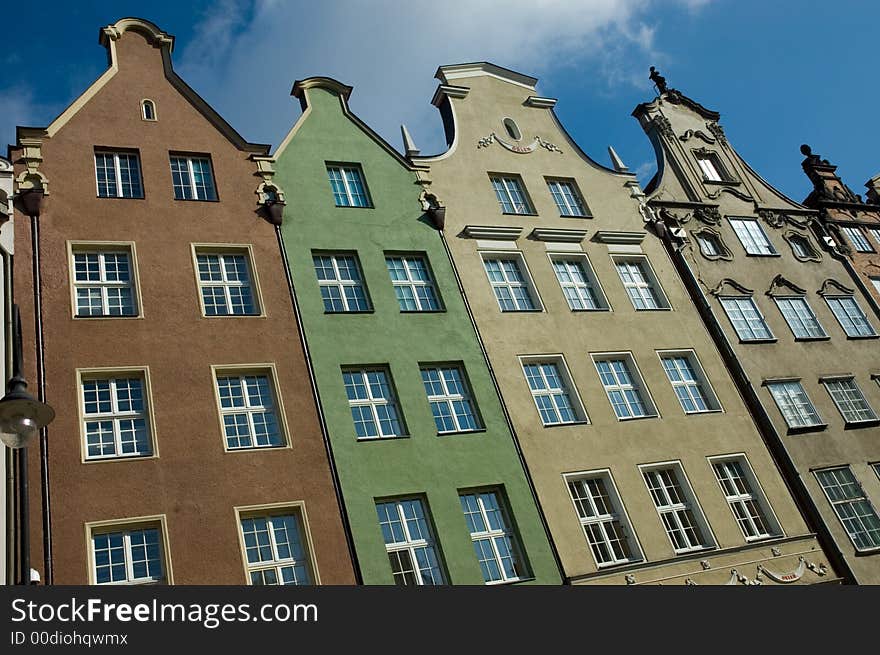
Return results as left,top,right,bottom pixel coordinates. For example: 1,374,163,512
12,28,355,584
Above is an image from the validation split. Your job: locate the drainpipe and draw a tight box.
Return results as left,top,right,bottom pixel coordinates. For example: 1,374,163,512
653,213,854,584
275,226,362,584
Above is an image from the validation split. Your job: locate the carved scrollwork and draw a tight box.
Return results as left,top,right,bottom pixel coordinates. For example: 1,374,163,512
476,133,562,154
706,121,727,144
477,133,496,149
694,206,722,225
653,115,674,139
759,209,787,229
679,129,716,144
706,186,753,201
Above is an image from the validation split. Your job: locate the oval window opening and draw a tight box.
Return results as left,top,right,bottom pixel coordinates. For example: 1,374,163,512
503,118,521,141
142,100,156,121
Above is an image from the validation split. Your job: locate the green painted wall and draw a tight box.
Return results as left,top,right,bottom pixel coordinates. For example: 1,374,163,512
272,82,560,585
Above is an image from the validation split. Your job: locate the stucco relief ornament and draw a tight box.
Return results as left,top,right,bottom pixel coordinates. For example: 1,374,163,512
694,206,722,225
758,209,787,228
653,115,675,139
706,121,727,144
476,132,562,154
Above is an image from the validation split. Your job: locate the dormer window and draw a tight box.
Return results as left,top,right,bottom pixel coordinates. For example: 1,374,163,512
141,99,157,122
694,150,729,182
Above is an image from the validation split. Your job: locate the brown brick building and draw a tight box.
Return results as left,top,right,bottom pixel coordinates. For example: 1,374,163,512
8,18,355,584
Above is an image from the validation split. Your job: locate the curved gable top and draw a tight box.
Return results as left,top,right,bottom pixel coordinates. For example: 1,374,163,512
435,62,538,90
33,17,267,154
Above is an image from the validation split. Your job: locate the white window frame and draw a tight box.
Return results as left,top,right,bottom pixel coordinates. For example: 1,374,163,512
481,252,542,312
546,178,589,217
696,232,722,257
519,355,587,426
375,498,445,586
312,253,372,313
815,467,880,552
640,462,714,554
342,367,405,439
170,154,217,201
657,350,721,414
326,163,371,207
192,245,262,317
459,489,526,585
69,244,140,318
141,99,157,121
788,234,816,260
774,296,827,340
695,151,726,182
612,255,669,311
765,379,824,430
385,254,442,312
709,455,779,542
420,364,481,434
548,253,608,311
237,510,313,585
213,367,287,451
822,377,878,425
592,353,658,420
824,295,877,338
869,276,880,297
565,470,642,568
841,226,874,253
489,174,534,214
79,369,155,461
729,218,777,255
719,296,775,341
868,228,880,248
87,517,170,585
94,150,143,198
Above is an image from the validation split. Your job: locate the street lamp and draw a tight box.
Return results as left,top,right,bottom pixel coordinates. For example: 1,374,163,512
0,305,55,584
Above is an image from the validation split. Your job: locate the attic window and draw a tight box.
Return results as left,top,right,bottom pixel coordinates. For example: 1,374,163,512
141,99,157,122
503,118,521,141
694,150,731,183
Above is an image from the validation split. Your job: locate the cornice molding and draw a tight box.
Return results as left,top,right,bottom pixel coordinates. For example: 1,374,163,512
530,228,588,242
462,225,523,240
525,96,557,108
766,274,808,297
817,279,855,297
591,231,646,245
710,278,754,297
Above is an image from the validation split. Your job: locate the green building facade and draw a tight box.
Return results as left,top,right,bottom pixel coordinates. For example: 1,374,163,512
271,77,560,585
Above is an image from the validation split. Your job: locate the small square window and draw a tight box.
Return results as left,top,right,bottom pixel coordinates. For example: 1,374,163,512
766,380,823,430
239,511,313,585
459,489,527,584
694,151,729,182
420,364,481,434
385,254,442,311
194,247,260,316
313,253,372,312
550,254,608,311
822,378,878,425
815,467,880,551
327,164,371,207
641,463,713,554
593,354,657,420
788,234,817,260
774,297,827,339
841,226,874,253
343,367,405,439
71,246,139,317
546,179,589,217
729,218,777,255
214,369,286,450
710,456,778,541
489,175,534,215
695,232,723,258
376,498,445,585
80,371,153,460
659,351,720,414
520,357,586,426
170,154,217,201
95,150,143,198
612,256,669,310
481,253,541,312
825,296,877,337
719,296,774,341
90,521,167,584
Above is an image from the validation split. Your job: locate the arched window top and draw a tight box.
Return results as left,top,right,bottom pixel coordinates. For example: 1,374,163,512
141,99,157,121
502,117,521,141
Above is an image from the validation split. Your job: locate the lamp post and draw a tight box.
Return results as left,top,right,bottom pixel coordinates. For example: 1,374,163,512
0,305,54,584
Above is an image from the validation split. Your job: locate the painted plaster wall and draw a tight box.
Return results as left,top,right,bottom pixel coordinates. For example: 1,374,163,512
419,69,829,585
273,84,560,585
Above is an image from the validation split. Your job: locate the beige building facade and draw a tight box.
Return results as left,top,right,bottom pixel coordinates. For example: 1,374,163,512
414,63,835,585
634,80,880,583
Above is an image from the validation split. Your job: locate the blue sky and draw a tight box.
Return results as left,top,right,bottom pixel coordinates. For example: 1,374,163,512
3,1,878,201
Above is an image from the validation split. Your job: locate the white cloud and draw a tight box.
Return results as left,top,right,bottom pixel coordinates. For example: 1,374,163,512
0,86,48,151
176,0,710,154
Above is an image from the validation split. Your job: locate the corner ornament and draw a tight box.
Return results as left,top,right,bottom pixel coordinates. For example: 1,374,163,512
476,133,562,154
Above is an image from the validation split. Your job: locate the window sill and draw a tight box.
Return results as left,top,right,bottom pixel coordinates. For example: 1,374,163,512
323,310,375,315
437,428,487,437
845,334,879,341
541,420,590,429
672,545,716,556
570,308,611,313
356,435,409,443
96,195,145,200
616,414,659,422
854,546,880,556
559,214,592,219
738,338,778,344
202,313,264,319
499,308,544,313
400,309,447,314
843,419,880,430
703,179,740,186
74,314,142,320
333,204,374,209
225,444,289,453
173,198,220,203
744,252,781,258
794,335,831,342
485,576,532,586
500,211,538,217
682,408,723,416
82,454,157,464
633,307,672,312
786,423,828,435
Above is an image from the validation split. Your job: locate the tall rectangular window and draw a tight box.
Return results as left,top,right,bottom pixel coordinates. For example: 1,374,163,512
642,466,709,553
720,297,774,341
327,164,370,207
567,474,640,567
766,380,823,429
343,368,404,439
729,218,777,255
660,353,718,413
490,175,533,214
482,254,539,312
521,359,583,426
385,255,441,311
420,365,480,433
240,513,312,585
815,467,880,551
91,524,165,584
774,297,827,339
613,257,668,310
215,372,284,449
376,498,444,585
823,378,878,425
551,256,606,311
313,253,371,312
195,250,258,316
81,374,152,460
72,249,137,317
841,226,874,253
95,151,143,198
711,458,776,541
825,296,876,337
695,151,726,182
170,155,217,200
459,490,525,584
594,356,655,419
546,179,588,217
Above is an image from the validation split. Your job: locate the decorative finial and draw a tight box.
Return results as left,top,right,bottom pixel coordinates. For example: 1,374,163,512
607,146,629,173
649,66,668,94
401,124,420,158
